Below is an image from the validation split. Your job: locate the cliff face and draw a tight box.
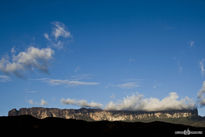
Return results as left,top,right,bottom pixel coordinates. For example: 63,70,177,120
8,107,198,121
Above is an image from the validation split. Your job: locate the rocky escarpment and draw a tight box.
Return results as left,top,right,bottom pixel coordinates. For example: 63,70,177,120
8,107,198,121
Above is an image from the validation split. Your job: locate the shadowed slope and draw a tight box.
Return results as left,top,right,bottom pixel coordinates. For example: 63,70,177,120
0,115,204,136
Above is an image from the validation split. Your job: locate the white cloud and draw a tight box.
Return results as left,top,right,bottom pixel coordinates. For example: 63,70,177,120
117,82,140,89
11,47,16,54
28,99,34,105
44,22,72,49
74,66,80,72
28,99,48,106
70,74,93,80
200,59,205,76
110,94,116,99
38,78,99,86
153,85,158,89
197,81,205,106
177,61,183,73
40,99,48,106
128,57,135,63
44,33,50,41
61,98,102,108
52,22,71,39
0,75,11,82
189,40,195,47
0,47,54,77
105,92,195,111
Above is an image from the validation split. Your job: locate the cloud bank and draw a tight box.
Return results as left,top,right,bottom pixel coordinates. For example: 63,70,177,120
61,98,102,108
61,92,196,111
198,81,205,106
105,92,195,111
0,47,54,77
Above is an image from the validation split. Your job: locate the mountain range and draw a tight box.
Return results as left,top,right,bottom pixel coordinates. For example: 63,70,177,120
8,107,205,127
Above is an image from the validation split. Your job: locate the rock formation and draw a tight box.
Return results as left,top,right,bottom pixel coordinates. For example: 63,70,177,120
8,107,198,121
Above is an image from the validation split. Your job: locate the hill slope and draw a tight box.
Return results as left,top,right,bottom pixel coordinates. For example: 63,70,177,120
0,115,204,136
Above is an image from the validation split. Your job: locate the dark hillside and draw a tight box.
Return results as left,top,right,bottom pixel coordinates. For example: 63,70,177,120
0,115,204,136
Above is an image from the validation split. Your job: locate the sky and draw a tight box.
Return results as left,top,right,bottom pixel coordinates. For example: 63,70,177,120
0,0,205,116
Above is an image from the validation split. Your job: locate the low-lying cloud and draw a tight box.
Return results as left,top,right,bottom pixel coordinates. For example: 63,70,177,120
61,98,102,108
28,99,48,106
105,92,195,111
61,92,196,111
0,47,54,77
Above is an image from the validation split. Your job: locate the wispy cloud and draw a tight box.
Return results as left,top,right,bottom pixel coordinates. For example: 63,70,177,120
0,47,54,78
153,85,158,89
189,40,195,47
197,81,205,106
70,74,93,80
105,92,195,111
37,78,99,86
177,61,183,73
11,47,16,54
28,99,34,105
44,33,50,41
116,82,140,89
61,98,102,108
200,59,205,76
28,99,48,106
44,21,72,49
74,66,80,73
0,75,11,82
52,22,71,39
40,99,48,106
128,57,136,63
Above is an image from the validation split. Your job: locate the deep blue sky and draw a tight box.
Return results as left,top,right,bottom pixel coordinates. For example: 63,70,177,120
0,0,205,116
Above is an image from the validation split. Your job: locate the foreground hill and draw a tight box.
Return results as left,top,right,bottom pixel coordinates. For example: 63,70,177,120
0,115,205,136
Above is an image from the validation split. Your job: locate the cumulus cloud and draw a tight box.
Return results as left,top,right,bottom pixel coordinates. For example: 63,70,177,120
105,92,195,111
44,22,72,49
38,78,99,86
117,82,140,89
197,81,205,106
0,47,54,77
61,98,102,108
200,59,205,76
0,75,11,82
